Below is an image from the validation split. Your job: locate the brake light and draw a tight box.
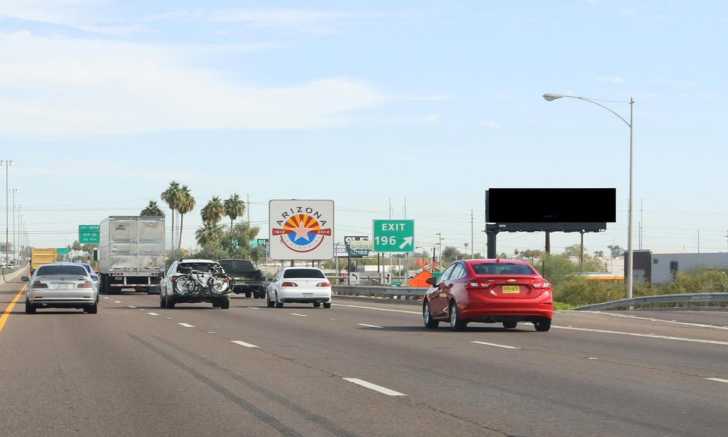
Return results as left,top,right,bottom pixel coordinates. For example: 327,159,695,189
281,282,297,287
316,282,331,287
32,281,48,288
533,281,551,288
79,281,92,288
466,282,492,290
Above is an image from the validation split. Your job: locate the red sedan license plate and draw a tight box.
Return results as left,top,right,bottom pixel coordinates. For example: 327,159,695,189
502,286,520,294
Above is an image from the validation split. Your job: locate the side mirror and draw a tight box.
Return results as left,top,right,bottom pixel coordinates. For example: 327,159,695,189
425,277,437,286
21,276,30,282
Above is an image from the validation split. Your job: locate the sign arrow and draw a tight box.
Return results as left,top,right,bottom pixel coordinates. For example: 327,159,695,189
399,236,413,249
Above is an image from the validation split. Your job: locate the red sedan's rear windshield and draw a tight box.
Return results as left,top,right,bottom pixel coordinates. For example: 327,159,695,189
471,264,535,275
283,269,326,279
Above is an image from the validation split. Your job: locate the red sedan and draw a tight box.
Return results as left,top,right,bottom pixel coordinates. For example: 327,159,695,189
423,259,553,331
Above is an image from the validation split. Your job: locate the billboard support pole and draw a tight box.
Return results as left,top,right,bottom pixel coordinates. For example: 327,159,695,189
486,224,498,259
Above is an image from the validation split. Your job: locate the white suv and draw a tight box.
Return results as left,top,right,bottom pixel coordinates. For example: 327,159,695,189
160,259,231,309
267,267,332,309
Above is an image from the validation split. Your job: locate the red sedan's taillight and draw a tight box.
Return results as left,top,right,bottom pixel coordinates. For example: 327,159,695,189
32,281,48,288
79,281,92,288
316,282,331,287
466,282,492,290
281,282,297,287
533,281,551,288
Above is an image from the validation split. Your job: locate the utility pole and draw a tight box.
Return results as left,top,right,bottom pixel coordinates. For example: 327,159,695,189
639,199,643,250
9,189,17,261
436,232,443,265
246,194,250,223
545,232,551,254
579,230,584,271
471,209,474,259
697,230,700,253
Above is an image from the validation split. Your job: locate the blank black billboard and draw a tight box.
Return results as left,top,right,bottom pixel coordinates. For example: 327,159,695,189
486,188,616,223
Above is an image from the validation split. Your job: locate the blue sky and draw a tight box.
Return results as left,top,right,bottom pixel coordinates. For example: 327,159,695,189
1,0,728,257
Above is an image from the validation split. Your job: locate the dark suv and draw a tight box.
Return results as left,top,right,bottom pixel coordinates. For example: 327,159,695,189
218,259,266,298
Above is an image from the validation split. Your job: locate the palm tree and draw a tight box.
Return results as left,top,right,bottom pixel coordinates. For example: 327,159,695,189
176,185,196,250
161,181,181,248
140,200,165,217
195,222,223,247
201,196,225,225
223,194,246,231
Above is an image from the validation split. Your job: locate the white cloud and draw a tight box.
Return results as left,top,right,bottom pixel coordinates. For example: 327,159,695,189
620,8,635,17
0,0,148,36
596,76,624,84
477,120,500,129
208,9,358,35
0,31,385,134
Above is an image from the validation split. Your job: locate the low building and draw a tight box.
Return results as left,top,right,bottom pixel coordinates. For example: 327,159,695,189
626,250,728,284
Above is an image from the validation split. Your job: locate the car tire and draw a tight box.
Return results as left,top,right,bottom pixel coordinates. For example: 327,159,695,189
266,292,275,308
323,302,331,309
220,298,230,310
449,301,467,331
423,300,439,329
25,298,36,314
245,291,252,298
274,292,284,308
534,318,551,332
159,293,166,308
313,302,321,308
86,302,98,314
503,321,517,329
212,300,221,308
165,295,176,309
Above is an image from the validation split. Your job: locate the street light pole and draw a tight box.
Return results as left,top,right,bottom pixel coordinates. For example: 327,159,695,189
16,204,23,261
543,93,634,299
1,160,12,266
9,189,17,261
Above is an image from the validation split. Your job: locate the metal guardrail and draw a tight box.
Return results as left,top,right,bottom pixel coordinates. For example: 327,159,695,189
332,285,426,300
573,293,728,311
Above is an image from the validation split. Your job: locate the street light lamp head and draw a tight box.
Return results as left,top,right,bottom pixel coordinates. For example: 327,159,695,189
543,93,564,102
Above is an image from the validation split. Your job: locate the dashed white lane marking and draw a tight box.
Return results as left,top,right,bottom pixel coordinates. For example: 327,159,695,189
290,313,308,317
333,304,420,315
128,306,136,309
471,341,520,350
231,340,259,348
342,378,406,397
178,323,194,328
553,325,728,346
103,297,109,300
357,324,384,329
148,312,159,316
578,311,728,330
706,378,728,384
249,307,260,310
588,357,599,360
114,301,121,303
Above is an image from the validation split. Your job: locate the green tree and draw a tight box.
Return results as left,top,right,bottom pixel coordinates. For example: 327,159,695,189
608,245,624,259
201,196,225,225
219,221,260,258
442,246,464,263
563,244,585,257
72,240,82,251
195,222,224,247
224,194,246,231
161,181,181,248
593,250,605,258
140,200,165,217
176,185,196,250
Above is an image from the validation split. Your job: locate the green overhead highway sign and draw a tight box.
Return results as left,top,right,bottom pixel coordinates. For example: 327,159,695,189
79,224,100,244
372,219,415,252
56,248,69,255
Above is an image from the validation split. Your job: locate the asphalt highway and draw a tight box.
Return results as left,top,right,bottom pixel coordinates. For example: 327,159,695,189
2,275,728,437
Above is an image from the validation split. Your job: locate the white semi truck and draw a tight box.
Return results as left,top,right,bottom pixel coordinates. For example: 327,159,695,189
96,216,165,295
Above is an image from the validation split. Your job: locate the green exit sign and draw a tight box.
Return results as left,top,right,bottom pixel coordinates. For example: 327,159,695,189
79,224,100,244
372,219,415,252
57,248,69,255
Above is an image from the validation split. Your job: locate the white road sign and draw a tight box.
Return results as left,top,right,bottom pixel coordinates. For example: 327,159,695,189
269,199,335,260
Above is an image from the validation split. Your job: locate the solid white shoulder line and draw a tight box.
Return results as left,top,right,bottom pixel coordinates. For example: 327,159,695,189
554,325,728,346
471,341,520,350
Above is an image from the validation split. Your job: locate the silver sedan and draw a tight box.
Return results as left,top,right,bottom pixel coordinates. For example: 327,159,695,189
23,262,99,314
